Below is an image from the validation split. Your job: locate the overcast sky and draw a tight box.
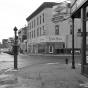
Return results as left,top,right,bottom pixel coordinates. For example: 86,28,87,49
0,0,68,43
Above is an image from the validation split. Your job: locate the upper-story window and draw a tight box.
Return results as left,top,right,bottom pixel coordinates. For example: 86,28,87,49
32,31,33,38
37,28,39,37
40,27,41,36
32,21,33,28
70,26,72,35
30,32,31,38
28,23,30,30
42,26,46,35
30,23,31,29
43,14,44,23
34,20,35,27
40,16,41,24
27,32,29,39
55,25,59,35
34,30,35,38
37,18,39,26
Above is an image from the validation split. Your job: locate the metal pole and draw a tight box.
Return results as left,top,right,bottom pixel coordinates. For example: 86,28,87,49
13,27,18,70
71,17,75,69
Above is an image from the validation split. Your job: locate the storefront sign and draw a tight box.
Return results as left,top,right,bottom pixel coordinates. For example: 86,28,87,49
38,36,65,43
47,36,65,42
38,36,46,43
31,38,37,43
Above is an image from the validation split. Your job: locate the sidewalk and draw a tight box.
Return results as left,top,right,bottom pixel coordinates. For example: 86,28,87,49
0,63,88,88
19,53,81,57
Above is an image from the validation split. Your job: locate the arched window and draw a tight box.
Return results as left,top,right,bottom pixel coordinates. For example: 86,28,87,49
55,25,59,35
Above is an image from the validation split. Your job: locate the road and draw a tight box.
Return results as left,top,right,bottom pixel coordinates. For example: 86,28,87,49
0,52,81,74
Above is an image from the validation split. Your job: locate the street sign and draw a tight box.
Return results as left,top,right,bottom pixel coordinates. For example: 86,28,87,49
52,13,70,23
52,16,64,23
53,2,67,16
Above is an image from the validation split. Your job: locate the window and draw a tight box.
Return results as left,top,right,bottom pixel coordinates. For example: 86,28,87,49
30,23,31,29
40,16,41,24
32,31,33,38
40,27,41,36
32,21,33,28
70,26,72,35
30,32,31,38
55,25,59,35
34,20,35,27
43,14,44,23
34,30,35,38
27,32,29,39
37,18,38,25
37,29,39,37
42,26,46,35
28,23,30,30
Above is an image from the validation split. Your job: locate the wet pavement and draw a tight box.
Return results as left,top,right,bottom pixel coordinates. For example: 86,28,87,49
0,52,87,88
0,52,81,74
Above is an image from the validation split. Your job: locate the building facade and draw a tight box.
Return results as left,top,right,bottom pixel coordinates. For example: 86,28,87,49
2,39,8,48
71,0,88,77
26,2,82,54
18,27,27,53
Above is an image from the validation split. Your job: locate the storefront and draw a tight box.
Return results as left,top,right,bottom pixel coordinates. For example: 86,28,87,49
37,36,65,54
71,0,88,76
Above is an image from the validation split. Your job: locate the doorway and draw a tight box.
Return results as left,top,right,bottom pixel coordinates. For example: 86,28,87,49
49,46,53,53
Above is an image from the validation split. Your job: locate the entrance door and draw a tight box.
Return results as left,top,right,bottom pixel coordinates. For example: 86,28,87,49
49,46,53,53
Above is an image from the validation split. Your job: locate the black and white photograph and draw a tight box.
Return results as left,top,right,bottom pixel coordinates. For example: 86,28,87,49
0,0,88,88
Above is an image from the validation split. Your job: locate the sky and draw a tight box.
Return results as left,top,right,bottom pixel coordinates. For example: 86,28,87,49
0,0,69,43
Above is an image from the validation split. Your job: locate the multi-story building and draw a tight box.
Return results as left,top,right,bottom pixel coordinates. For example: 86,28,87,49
26,2,81,54
7,37,15,53
18,27,27,53
2,39,8,48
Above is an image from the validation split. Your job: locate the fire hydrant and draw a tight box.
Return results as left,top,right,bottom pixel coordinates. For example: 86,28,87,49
65,58,68,64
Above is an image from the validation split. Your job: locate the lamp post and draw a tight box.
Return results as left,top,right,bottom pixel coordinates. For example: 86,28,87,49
13,26,18,70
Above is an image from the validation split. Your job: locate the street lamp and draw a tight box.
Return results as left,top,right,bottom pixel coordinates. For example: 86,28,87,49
13,26,18,70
